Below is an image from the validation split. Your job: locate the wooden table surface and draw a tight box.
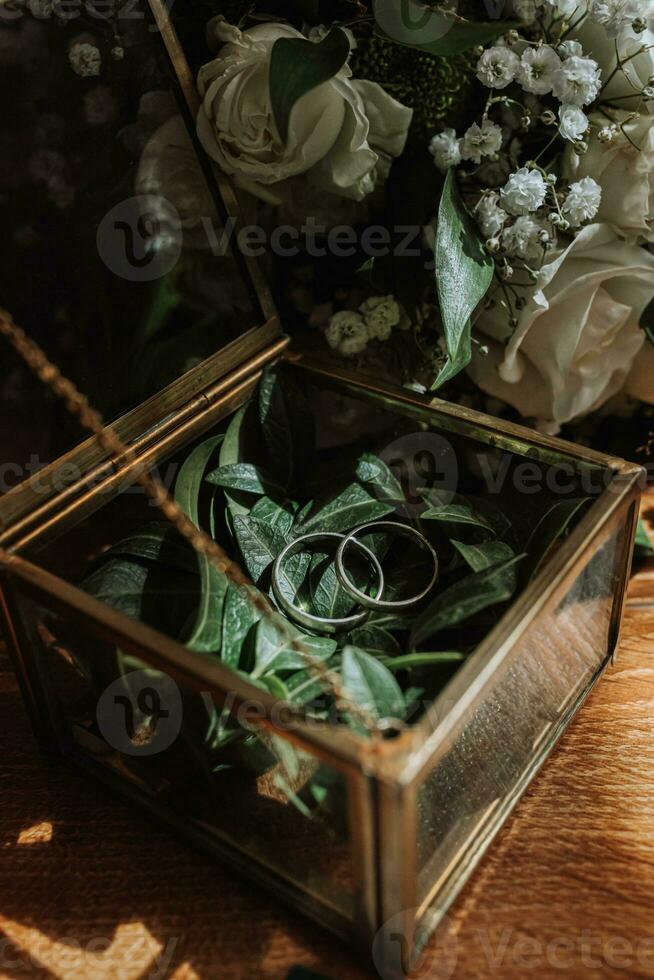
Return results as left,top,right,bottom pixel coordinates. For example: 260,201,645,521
0,503,653,979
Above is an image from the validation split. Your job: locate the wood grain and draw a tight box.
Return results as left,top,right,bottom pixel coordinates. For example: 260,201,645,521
0,514,653,979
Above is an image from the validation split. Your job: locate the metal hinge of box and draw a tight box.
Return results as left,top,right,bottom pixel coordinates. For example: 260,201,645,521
0,328,289,554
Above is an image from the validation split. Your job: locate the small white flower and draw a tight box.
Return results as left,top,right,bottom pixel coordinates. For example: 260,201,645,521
325,310,368,356
360,295,401,341
461,118,503,163
68,41,101,78
590,0,645,38
501,215,552,259
552,55,602,106
428,128,462,171
476,46,520,89
558,104,589,140
517,46,562,94
475,191,508,237
558,40,585,59
500,167,547,214
562,176,602,224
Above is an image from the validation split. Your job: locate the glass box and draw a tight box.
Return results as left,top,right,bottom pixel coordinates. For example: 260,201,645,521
0,354,642,973
0,3,644,975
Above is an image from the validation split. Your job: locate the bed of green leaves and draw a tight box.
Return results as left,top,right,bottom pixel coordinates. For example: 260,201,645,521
81,367,592,738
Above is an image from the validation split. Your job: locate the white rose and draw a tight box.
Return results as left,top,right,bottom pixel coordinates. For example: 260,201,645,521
467,224,654,428
574,16,654,112
562,109,654,241
196,20,412,203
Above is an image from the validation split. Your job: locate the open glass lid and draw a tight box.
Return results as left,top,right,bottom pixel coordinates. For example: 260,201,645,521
0,0,279,512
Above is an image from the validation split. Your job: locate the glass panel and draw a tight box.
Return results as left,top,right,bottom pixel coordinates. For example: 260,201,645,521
415,513,627,910
0,0,257,482
23,368,603,737
12,593,357,918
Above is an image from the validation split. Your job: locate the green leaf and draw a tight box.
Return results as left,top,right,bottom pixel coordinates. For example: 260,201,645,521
258,674,290,700
432,168,494,389
451,539,515,572
340,646,405,722
380,651,465,671
221,583,264,669
269,27,351,143
374,5,518,56
253,617,336,676
347,624,402,658
206,462,286,497
174,435,223,526
410,555,523,647
249,496,296,538
635,517,654,558
309,557,360,618
285,665,335,705
298,483,396,535
174,436,228,653
95,524,198,576
421,501,495,533
218,403,261,523
355,452,404,502
186,564,228,654
525,498,588,580
82,558,198,639
258,367,314,489
233,515,309,595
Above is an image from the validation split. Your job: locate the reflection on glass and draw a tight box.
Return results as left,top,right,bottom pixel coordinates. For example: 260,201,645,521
0,0,255,481
416,525,624,908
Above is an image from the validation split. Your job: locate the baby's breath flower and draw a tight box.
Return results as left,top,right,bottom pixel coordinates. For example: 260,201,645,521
360,295,401,341
476,45,520,90
325,311,368,356
598,123,619,141
501,215,551,259
428,128,462,172
552,55,602,106
590,0,646,39
558,104,589,141
68,40,101,78
558,40,584,59
475,191,507,237
562,176,602,225
517,45,561,95
500,167,547,215
460,117,503,163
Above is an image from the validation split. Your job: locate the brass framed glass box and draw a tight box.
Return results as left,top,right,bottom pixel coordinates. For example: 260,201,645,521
0,4,644,976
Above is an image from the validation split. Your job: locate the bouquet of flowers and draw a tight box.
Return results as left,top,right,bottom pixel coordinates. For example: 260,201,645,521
184,0,654,445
